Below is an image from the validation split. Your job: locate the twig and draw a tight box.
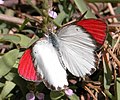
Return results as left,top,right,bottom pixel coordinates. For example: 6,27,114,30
0,45,10,50
0,14,31,26
1,48,6,54
88,3,103,19
84,86,97,100
113,35,120,52
86,83,101,91
107,3,118,23
102,14,120,21
104,43,120,67
62,19,77,27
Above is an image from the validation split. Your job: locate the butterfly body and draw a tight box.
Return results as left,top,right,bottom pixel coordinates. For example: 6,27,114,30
18,19,107,91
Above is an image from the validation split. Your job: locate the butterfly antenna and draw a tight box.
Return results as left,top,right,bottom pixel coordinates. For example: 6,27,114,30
79,11,88,20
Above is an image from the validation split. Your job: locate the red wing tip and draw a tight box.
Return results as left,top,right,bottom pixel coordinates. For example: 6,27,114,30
77,19,106,24
18,49,40,82
76,19,107,45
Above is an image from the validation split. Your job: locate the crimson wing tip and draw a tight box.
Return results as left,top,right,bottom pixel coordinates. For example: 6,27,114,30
77,19,107,45
18,49,41,82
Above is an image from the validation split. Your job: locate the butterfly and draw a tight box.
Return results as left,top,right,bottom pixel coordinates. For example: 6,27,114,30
18,19,107,91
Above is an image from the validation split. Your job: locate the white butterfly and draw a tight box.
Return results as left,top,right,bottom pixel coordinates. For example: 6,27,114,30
18,19,106,90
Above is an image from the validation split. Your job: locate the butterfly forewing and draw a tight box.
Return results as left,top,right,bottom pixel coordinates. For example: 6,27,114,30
56,25,97,77
55,19,107,77
32,38,68,90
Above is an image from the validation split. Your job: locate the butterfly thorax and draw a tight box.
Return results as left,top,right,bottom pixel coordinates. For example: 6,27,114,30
48,33,60,51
